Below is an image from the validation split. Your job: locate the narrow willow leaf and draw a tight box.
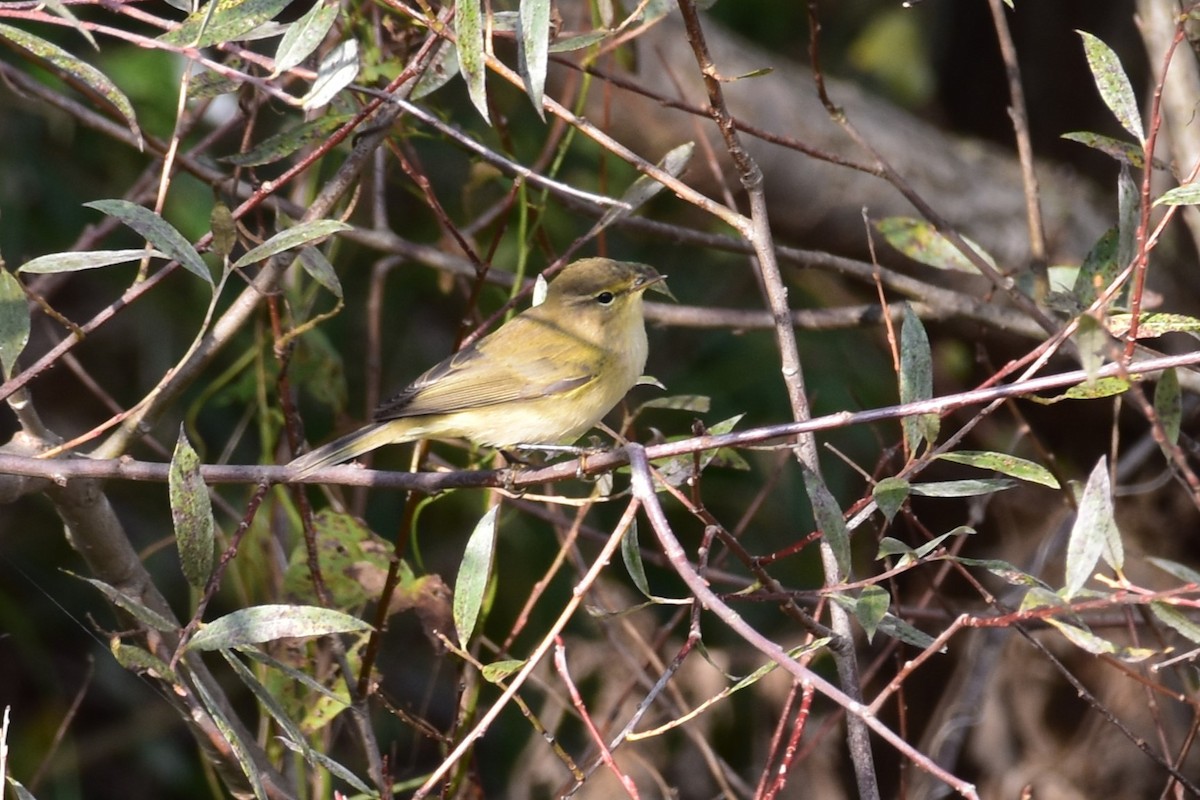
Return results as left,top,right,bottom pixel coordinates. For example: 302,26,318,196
875,216,996,273
876,614,940,651
1045,617,1115,656
596,142,694,232
223,115,351,167
276,736,373,794
911,526,974,560
411,38,460,99
1106,312,1200,338
899,305,938,452
482,659,526,683
161,0,292,48
1155,184,1200,207
189,669,266,800
1064,458,1122,599
170,427,215,590
0,269,30,380
877,537,915,560
74,574,177,631
517,0,550,117
1073,314,1108,385
1061,131,1146,169
1029,376,1132,404
221,650,313,754
187,605,370,650
0,23,143,150
296,246,343,298
803,466,850,578
1071,227,1119,305
301,38,359,110
232,219,351,268
1078,31,1144,144
951,557,1052,589
621,520,652,598
273,0,340,75
856,585,890,643
454,505,499,644
1151,601,1200,645
84,199,211,284
20,249,170,275
1154,368,1181,448
42,0,98,49
1146,557,1200,585
211,202,237,260
190,57,245,100
910,479,1017,497
111,641,176,682
456,0,489,122
935,451,1060,489
872,476,909,523
1117,164,1137,296
549,31,608,52
634,394,711,414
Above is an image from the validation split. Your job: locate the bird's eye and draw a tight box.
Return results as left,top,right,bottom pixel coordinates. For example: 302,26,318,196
596,291,615,305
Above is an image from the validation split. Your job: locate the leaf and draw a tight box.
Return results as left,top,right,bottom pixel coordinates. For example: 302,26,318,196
1154,368,1181,449
211,202,237,260
42,0,98,49
1155,184,1200,207
1061,131,1148,169
84,199,211,284
872,476,909,523
1106,312,1200,338
276,737,372,794
411,38,460,100
296,246,343,298
876,613,940,651
232,219,351,268
935,451,1060,489
482,659,526,683
621,520,652,599
1074,314,1108,385
1078,31,1144,144
161,0,292,48
855,585,890,643
301,38,359,110
73,574,177,631
111,641,176,682
187,605,370,650
634,394,711,414
1030,376,1132,404
0,23,143,150
273,0,340,76
803,466,850,578
223,115,351,167
454,505,499,644
517,0,550,117
1151,601,1200,645
595,142,694,232
455,0,489,122
875,216,996,273
1064,458,1122,599
190,671,266,799
0,268,30,380
899,305,938,452
170,427,215,590
549,32,608,53
1147,557,1200,585
909,479,1017,497
1071,227,1119,305
951,557,1052,589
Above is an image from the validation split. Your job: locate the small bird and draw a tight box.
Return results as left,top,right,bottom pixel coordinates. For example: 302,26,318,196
289,258,670,478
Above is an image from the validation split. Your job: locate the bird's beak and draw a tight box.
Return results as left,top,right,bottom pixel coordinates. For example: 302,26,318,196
633,268,675,301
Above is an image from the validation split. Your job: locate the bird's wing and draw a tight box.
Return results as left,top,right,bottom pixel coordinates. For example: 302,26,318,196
372,315,600,421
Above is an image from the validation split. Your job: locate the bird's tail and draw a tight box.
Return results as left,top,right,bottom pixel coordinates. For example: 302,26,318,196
288,422,404,479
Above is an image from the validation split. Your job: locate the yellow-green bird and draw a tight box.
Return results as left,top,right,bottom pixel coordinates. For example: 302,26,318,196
289,258,670,478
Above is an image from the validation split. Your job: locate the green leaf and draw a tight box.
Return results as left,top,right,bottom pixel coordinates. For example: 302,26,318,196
1071,227,1119,305
73,574,177,631
223,115,351,167
517,0,550,117
803,466,850,578
211,202,237,260
872,476,909,523
1155,184,1200,207
42,0,98,49
296,246,343,298
634,394,711,414
411,38,460,100
1030,376,1132,404
910,479,1017,497
1155,368,1181,449
875,216,996,273
273,0,340,76
301,38,359,110
482,659,526,683
111,642,176,682
899,305,938,452
84,199,211,284
187,605,370,650
454,505,499,644
189,667,266,799
855,585,890,643
549,31,608,53
1073,314,1108,385
0,268,30,380
1147,556,1200,585
876,614,940,651
170,427,215,590
1064,458,1122,599
161,0,292,48
0,23,143,150
1106,312,1200,338
1151,601,1200,645
951,557,1051,589
595,142,695,233
1061,131,1147,169
276,737,372,794
621,520,652,598
911,526,974,560
935,451,1060,489
1078,31,1144,143
455,0,489,122
232,219,351,268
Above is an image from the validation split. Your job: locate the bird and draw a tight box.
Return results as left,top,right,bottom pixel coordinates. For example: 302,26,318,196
288,257,670,478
